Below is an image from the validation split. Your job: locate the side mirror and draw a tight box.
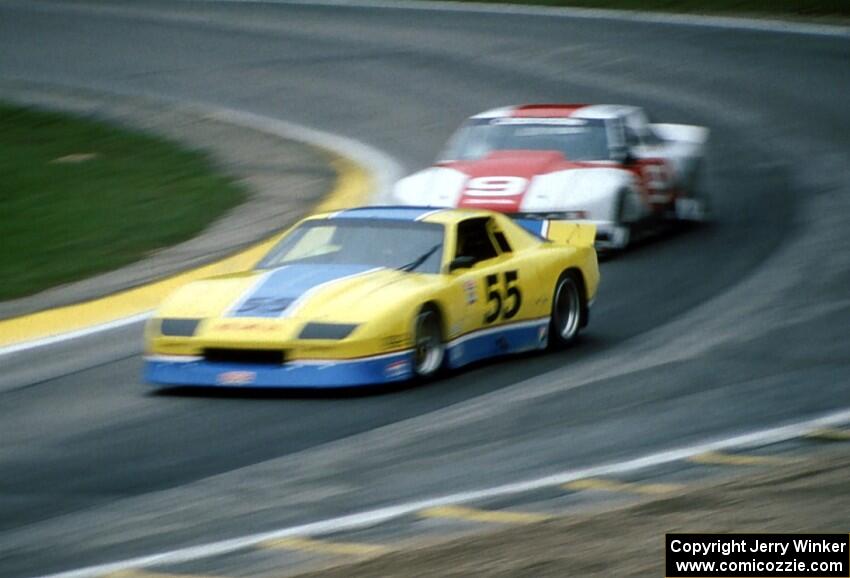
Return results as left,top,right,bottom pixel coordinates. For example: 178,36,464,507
448,255,476,272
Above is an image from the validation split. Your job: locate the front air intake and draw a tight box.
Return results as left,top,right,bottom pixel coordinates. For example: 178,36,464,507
203,348,285,365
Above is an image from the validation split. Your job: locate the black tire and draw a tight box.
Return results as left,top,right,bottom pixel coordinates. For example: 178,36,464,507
548,271,587,349
412,305,445,379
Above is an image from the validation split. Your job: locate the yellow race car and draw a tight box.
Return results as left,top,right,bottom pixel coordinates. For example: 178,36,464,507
144,206,599,388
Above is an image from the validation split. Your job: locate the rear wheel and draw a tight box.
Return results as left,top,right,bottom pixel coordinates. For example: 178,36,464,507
413,305,445,378
549,271,586,349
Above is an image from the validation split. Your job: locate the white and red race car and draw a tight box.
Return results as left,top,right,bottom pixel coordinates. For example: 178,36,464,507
393,104,709,249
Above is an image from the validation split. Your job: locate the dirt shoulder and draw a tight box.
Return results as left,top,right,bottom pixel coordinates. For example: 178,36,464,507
0,82,336,320
293,449,850,577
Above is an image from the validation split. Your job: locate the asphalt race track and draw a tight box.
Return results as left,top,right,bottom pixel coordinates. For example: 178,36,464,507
1,1,849,576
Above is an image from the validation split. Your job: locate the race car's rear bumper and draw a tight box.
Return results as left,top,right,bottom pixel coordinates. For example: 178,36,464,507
144,350,414,389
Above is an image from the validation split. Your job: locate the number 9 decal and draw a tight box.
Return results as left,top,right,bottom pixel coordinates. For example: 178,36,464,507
465,176,528,197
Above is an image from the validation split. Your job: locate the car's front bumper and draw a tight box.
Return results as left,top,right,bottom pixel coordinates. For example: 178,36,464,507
144,350,414,389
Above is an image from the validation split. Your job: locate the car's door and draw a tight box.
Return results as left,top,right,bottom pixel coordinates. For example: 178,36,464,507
446,217,545,363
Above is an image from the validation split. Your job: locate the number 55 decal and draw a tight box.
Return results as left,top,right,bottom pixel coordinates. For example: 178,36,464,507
484,271,523,324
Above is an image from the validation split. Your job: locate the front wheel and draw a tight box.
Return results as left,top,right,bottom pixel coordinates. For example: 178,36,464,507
549,271,586,349
412,306,445,379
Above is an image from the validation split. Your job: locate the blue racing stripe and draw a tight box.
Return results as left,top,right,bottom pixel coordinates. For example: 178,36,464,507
229,264,375,318
334,207,439,221
515,218,548,238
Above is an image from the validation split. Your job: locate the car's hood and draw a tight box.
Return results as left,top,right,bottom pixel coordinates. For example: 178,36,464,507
156,263,438,339
394,150,626,213
446,149,582,180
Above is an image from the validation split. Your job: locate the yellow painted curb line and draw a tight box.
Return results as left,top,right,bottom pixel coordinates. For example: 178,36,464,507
106,570,218,578
805,428,850,441
262,536,390,557
563,478,684,495
688,451,791,466
0,150,373,350
418,505,550,525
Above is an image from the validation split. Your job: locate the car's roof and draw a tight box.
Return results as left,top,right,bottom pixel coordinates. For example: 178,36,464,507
312,206,495,224
472,103,638,121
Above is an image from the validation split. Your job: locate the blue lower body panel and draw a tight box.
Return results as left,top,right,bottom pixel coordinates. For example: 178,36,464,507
447,317,550,369
145,317,551,389
145,350,414,389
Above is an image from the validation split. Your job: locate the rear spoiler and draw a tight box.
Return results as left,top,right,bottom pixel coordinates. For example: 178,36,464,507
512,213,596,248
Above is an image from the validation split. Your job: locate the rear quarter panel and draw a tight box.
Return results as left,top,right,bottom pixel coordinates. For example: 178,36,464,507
532,243,600,305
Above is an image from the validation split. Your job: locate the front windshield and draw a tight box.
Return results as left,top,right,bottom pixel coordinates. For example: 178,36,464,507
258,219,445,274
441,117,612,162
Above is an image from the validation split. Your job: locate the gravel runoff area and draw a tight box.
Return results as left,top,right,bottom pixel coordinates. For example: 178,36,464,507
291,448,850,578
0,81,336,320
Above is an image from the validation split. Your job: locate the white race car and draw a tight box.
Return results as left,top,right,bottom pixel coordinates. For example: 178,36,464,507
393,104,709,249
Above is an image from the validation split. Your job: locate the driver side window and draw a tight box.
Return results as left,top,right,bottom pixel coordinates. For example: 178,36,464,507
455,217,499,266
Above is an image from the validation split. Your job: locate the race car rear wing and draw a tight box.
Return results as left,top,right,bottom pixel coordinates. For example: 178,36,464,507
546,221,597,248
511,213,596,248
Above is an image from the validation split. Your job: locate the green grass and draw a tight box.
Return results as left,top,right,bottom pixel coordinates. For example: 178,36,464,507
438,0,850,17
0,103,247,301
